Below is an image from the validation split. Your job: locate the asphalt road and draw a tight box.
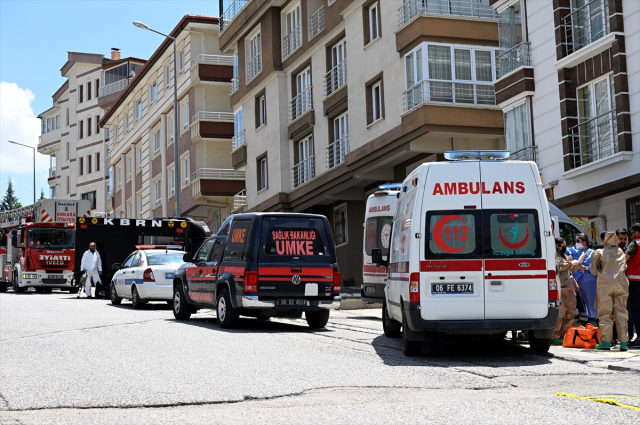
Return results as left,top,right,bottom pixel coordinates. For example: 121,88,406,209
1,292,638,424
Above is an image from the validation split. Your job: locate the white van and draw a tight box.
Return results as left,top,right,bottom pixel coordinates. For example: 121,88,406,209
375,151,559,356
362,185,400,302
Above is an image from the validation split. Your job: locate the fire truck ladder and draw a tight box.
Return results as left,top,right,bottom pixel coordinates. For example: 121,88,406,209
0,204,39,229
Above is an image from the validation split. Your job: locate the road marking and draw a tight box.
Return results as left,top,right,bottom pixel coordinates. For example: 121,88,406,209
555,392,640,411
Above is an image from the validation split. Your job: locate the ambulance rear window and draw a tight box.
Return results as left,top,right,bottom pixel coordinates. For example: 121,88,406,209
260,217,330,263
484,210,541,258
425,212,483,259
365,217,393,256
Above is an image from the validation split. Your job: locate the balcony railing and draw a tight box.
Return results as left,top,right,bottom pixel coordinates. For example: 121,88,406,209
563,0,610,56
496,42,531,79
193,168,246,180
247,52,262,82
326,135,350,169
190,54,234,68
309,6,325,41
403,80,496,112
283,25,302,59
398,0,496,26
48,168,56,178
231,75,239,92
232,129,246,151
568,110,618,169
234,189,247,211
324,60,347,98
99,78,130,97
509,145,537,162
220,0,251,32
291,155,315,188
289,86,313,122
191,111,234,124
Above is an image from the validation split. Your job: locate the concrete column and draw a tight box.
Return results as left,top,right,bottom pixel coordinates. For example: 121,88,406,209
160,113,167,217
120,153,126,217
131,143,137,218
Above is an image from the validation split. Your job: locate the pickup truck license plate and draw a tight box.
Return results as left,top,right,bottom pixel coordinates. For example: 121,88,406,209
47,275,64,279
431,283,474,294
277,299,308,306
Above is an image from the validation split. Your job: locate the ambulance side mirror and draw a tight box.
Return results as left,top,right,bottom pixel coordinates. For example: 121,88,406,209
372,248,387,268
183,252,194,263
112,263,121,271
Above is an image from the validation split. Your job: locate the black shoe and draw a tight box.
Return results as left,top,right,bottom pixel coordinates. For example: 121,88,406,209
87,296,92,299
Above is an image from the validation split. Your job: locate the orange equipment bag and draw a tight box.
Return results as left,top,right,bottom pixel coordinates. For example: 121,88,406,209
562,324,600,349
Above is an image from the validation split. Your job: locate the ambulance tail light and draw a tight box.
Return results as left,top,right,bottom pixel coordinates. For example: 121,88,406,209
143,268,156,282
244,271,258,293
548,270,559,302
409,272,420,302
333,271,341,294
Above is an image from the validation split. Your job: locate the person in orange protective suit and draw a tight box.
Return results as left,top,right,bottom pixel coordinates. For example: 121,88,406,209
590,231,629,351
551,237,585,344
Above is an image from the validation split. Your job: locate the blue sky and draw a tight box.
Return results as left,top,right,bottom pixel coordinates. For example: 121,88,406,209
0,0,221,207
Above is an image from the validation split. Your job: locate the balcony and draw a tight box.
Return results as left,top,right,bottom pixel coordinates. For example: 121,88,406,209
231,75,239,92
232,129,246,151
99,79,129,98
496,42,531,80
567,110,618,169
563,0,610,56
233,189,247,212
289,86,313,122
292,156,315,188
48,168,56,180
191,168,246,201
190,54,234,85
220,0,251,33
309,6,325,41
403,80,495,112
190,111,234,142
246,52,262,83
323,60,347,98
326,135,350,170
509,145,537,163
283,26,302,60
398,0,496,27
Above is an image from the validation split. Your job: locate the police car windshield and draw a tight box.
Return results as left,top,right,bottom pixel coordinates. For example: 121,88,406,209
145,251,185,265
28,228,74,249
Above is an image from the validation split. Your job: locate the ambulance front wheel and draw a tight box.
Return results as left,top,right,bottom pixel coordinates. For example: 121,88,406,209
528,333,551,353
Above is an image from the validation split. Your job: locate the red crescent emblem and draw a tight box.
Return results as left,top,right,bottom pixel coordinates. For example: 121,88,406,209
433,215,467,253
499,224,529,249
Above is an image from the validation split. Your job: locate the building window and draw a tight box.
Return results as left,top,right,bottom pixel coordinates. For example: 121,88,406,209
87,81,92,100
628,196,640,229
178,50,184,73
125,111,130,132
66,176,70,194
79,157,84,176
127,156,132,180
87,154,92,174
127,200,132,218
333,204,348,246
66,108,69,126
87,117,92,136
257,155,268,191
117,166,121,188
256,94,266,128
79,120,84,139
168,166,175,196
136,100,142,120
329,112,349,168
168,115,175,145
137,192,143,216
50,186,56,199
283,4,302,59
247,32,262,82
66,142,69,160
79,85,83,103
372,82,382,122
165,65,171,88
364,1,380,45
292,135,314,187
154,129,161,156
151,81,157,103
182,101,189,130
95,79,100,98
504,101,532,160
137,145,142,168
96,152,101,172
154,179,162,206
82,191,97,210
181,154,190,187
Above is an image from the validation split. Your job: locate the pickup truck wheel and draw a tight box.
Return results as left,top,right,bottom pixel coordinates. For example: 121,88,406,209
382,299,401,338
305,309,330,328
402,312,422,356
173,285,192,320
131,286,145,309
110,282,122,305
529,333,551,353
217,288,239,329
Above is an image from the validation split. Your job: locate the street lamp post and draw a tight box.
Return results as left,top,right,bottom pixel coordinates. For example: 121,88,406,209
133,21,181,217
8,140,36,203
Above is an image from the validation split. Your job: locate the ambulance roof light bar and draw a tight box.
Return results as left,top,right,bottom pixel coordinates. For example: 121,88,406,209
378,183,402,191
444,150,511,161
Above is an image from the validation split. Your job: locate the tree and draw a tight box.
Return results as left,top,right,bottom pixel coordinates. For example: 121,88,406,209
0,178,22,211
39,188,45,201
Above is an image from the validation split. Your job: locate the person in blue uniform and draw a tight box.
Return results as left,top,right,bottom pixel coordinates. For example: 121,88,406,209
566,233,598,321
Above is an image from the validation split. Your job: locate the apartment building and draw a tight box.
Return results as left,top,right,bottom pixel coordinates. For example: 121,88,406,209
491,0,639,237
219,0,505,288
37,51,146,212
99,15,239,229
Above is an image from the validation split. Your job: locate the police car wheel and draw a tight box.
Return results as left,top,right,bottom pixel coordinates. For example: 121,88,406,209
131,286,145,309
217,288,239,329
529,333,551,354
110,283,122,305
382,300,401,338
173,285,192,320
305,309,330,328
402,312,422,356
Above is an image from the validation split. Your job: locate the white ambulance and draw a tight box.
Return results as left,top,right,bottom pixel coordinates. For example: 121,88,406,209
374,151,559,356
362,184,400,302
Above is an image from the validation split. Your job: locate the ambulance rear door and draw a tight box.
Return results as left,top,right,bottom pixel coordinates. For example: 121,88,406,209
480,161,549,320
363,193,395,298
420,162,485,321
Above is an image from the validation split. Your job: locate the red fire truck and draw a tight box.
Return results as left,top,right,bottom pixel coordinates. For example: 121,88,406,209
0,199,92,293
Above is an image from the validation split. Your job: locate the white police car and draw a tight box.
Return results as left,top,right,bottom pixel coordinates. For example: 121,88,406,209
110,245,186,308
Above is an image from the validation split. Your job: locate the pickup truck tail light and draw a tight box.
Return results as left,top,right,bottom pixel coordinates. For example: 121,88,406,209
333,271,341,294
244,271,258,293
143,268,155,282
409,272,420,302
548,270,559,302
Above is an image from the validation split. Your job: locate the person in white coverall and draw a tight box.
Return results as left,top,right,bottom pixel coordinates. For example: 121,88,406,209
80,242,102,298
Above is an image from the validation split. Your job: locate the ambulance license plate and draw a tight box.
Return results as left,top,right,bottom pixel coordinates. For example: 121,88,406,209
277,299,308,306
431,283,474,294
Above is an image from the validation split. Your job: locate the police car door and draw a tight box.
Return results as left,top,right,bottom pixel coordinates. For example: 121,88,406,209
480,161,549,320
421,162,485,321
117,253,137,298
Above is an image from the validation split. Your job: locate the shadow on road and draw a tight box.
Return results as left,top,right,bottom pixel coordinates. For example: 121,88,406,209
164,315,333,335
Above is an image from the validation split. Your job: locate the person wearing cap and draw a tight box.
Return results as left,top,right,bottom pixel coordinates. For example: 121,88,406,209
590,231,630,351
79,242,102,299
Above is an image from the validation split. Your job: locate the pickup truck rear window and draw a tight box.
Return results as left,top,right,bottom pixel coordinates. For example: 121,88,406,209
260,217,331,263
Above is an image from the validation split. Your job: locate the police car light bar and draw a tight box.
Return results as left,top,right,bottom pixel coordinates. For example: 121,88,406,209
136,245,184,250
444,150,511,161
378,183,402,190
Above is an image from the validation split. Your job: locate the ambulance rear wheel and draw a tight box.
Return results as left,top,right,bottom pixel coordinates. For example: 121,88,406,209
529,334,551,354
402,312,422,356
382,299,401,338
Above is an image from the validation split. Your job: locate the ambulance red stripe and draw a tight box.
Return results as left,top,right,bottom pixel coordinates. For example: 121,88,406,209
485,274,547,280
484,259,546,271
420,260,483,272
